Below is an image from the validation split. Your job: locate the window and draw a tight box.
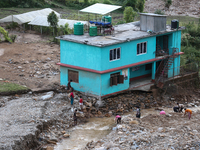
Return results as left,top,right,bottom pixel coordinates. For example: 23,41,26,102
137,42,147,55
68,70,79,83
110,48,121,61
145,63,152,70
110,72,124,86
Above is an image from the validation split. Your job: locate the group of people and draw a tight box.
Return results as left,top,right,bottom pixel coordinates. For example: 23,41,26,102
115,106,141,124
173,103,192,119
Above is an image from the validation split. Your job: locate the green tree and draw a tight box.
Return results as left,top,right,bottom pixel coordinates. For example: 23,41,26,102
47,11,59,35
123,0,138,11
124,6,137,23
0,26,12,43
137,0,145,12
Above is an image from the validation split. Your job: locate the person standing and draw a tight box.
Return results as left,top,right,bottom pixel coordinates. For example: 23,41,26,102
74,109,77,125
79,96,83,111
136,106,141,118
70,89,74,106
184,108,192,120
67,79,72,90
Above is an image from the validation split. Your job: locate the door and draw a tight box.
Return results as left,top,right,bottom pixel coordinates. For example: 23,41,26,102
163,35,168,54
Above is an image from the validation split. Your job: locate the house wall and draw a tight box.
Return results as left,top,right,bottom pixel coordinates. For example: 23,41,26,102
130,64,152,80
101,36,156,71
60,40,102,71
101,69,130,96
168,30,182,77
60,66,101,96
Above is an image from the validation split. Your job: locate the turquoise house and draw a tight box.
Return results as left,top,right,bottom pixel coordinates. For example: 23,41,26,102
57,13,184,97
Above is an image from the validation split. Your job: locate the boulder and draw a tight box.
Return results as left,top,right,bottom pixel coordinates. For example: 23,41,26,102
40,91,54,100
63,134,70,138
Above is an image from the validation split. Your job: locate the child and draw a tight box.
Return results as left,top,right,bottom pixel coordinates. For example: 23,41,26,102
70,89,74,106
115,115,121,124
79,96,83,111
136,106,141,118
184,108,192,119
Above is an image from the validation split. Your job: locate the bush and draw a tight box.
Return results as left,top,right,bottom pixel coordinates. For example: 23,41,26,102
165,0,172,8
154,9,165,15
10,35,17,43
103,0,112,4
6,22,19,29
0,26,12,43
124,6,137,23
137,0,145,12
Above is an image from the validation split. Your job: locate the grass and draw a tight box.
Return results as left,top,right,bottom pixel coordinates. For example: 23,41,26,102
0,81,29,93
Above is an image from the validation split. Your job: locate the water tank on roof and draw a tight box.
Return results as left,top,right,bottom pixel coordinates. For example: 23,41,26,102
102,16,112,23
74,22,84,35
171,19,179,29
89,26,97,36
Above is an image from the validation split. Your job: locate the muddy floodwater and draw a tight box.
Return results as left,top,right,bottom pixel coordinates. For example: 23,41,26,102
54,106,200,150
54,116,115,150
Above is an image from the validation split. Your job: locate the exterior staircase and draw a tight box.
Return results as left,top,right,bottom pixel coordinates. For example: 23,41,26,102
155,48,179,88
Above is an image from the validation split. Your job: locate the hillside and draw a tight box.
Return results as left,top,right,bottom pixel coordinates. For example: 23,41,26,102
144,0,200,18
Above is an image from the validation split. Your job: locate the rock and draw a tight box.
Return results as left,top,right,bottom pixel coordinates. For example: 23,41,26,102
46,146,54,150
129,120,138,124
170,98,175,101
61,131,66,134
0,78,3,81
18,66,22,69
85,102,92,107
63,133,70,138
40,91,54,100
95,147,106,150
118,131,123,135
110,147,120,150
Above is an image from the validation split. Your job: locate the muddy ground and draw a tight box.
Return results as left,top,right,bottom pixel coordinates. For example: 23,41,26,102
0,31,60,90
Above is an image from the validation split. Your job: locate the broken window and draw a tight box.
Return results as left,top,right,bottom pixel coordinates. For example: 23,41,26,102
110,72,124,86
137,42,147,55
68,70,79,83
110,48,121,61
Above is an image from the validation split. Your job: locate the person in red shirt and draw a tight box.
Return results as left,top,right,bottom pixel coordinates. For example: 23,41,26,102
79,96,83,111
70,89,74,106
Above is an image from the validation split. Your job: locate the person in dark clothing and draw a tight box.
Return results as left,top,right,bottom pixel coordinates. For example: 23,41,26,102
67,80,72,90
74,109,77,125
136,106,141,118
173,106,179,112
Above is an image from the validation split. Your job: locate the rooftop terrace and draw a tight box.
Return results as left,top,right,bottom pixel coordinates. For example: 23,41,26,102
57,21,184,47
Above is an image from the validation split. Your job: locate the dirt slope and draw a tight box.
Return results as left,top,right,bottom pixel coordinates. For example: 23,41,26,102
144,0,200,17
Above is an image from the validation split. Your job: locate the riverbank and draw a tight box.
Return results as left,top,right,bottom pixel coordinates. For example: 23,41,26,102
0,88,200,150
84,106,200,150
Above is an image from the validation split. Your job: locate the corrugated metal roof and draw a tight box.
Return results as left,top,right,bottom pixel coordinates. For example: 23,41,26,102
80,3,122,15
0,8,60,24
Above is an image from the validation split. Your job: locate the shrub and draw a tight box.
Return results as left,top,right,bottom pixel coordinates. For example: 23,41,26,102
165,0,172,8
124,6,137,23
154,9,165,15
103,0,112,4
0,26,12,43
137,0,145,12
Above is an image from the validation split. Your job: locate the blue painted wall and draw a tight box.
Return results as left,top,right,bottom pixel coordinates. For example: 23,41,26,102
60,66,101,96
168,30,182,77
101,36,156,71
60,40,102,71
101,69,130,96
130,63,152,79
